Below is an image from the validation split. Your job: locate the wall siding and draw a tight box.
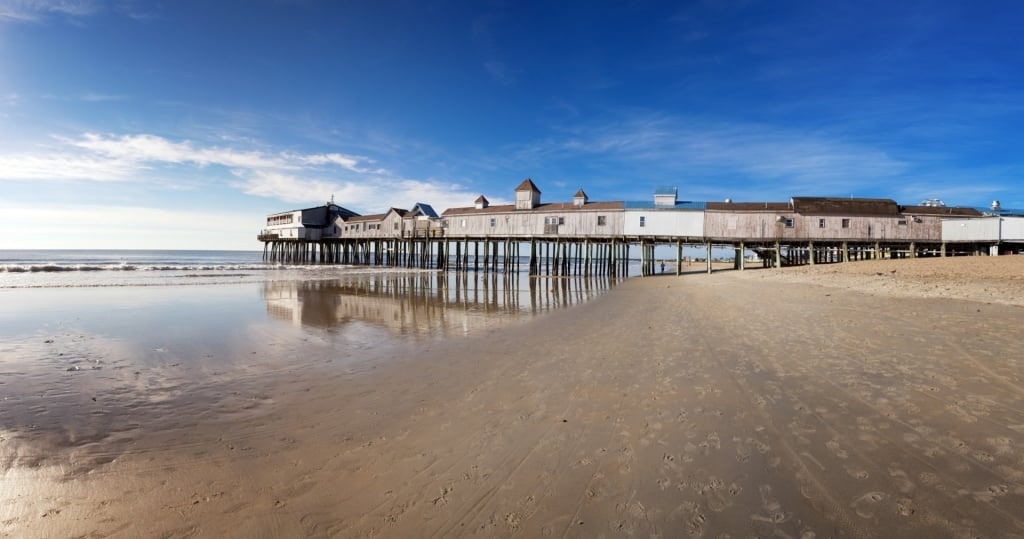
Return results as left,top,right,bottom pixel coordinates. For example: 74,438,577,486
943,218,1001,242
623,210,704,237
706,211,950,242
444,210,625,238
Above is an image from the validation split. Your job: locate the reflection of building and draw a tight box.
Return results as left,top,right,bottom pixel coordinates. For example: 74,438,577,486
261,273,616,337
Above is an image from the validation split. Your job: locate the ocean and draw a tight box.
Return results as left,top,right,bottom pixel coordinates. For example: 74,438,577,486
0,249,623,342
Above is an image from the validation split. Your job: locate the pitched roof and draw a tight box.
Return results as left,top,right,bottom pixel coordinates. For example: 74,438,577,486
900,205,983,217
515,178,541,193
410,202,439,218
474,195,489,204
442,201,623,216
345,212,389,222
791,197,899,216
705,201,792,211
573,188,588,198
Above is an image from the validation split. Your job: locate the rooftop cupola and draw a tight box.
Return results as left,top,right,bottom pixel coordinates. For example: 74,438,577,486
474,195,489,210
515,178,541,210
573,188,589,207
653,186,677,207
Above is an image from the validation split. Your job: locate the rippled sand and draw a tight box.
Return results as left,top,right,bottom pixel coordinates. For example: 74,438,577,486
2,258,1024,538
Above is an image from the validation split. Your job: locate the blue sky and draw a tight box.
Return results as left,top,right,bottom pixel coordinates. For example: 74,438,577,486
1,0,1022,250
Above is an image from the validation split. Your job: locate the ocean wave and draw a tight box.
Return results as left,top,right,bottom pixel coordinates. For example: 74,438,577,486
0,263,295,273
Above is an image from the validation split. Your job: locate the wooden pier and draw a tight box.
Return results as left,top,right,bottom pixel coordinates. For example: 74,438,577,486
258,181,1015,276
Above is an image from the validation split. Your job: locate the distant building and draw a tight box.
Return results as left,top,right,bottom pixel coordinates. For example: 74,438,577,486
442,178,624,237
262,203,358,241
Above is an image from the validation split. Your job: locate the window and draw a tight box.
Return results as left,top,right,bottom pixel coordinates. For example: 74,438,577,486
597,215,606,226
489,218,496,227
639,216,646,227
394,222,399,230
783,218,794,228
818,218,826,229
897,219,908,226
461,219,466,228
841,218,850,228
544,216,564,226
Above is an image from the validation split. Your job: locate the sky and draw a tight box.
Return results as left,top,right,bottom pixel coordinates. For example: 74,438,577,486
1,0,1022,250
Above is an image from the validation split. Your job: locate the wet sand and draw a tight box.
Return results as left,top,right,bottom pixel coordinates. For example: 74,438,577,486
3,258,1024,538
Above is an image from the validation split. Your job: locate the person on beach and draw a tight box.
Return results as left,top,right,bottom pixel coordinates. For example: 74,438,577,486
661,262,665,273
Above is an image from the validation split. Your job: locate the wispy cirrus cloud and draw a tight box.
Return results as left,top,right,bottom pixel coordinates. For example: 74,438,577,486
80,92,127,102
483,60,516,85
0,131,483,212
0,132,375,182
233,170,486,214
0,0,99,22
505,113,911,196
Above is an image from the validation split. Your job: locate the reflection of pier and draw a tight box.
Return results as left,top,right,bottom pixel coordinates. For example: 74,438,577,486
261,273,617,336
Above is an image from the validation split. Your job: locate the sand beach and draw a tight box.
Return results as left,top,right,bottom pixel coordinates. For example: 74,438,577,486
3,257,1024,538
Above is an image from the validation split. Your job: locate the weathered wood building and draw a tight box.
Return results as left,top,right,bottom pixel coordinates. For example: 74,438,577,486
259,178,996,273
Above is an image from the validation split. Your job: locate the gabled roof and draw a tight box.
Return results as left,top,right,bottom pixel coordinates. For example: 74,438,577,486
328,204,361,220
474,195,489,204
515,178,541,193
443,201,623,216
574,188,588,198
705,201,792,211
409,202,438,218
268,203,359,221
792,197,899,216
901,205,983,217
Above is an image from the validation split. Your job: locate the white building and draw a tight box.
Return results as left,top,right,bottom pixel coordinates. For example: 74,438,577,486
623,187,705,238
263,203,358,240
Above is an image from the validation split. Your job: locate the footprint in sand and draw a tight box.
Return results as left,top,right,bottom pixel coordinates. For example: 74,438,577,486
845,468,870,480
825,439,848,459
895,497,916,516
887,467,916,493
850,491,886,518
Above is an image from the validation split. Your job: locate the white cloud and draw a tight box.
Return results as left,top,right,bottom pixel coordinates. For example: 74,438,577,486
512,114,910,194
234,170,484,215
0,152,139,181
0,130,482,218
0,0,99,21
80,92,126,102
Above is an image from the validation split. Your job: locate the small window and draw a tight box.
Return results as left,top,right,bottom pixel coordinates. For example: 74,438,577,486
489,218,496,227
897,219,908,226
783,218,794,228
558,217,565,225
597,216,606,226
461,219,466,228
841,218,850,228
639,216,646,227
818,218,826,228
394,222,399,230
